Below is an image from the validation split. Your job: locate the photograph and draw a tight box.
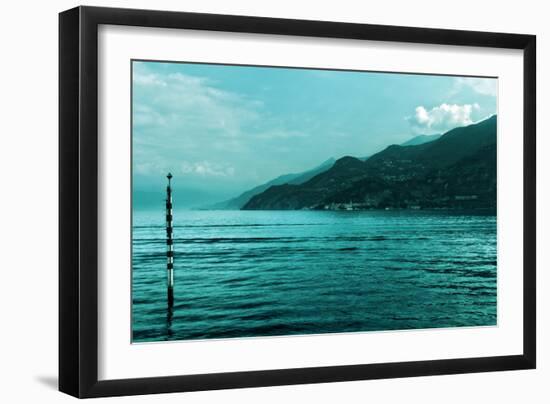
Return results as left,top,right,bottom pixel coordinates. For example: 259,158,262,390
131,60,498,343
0,0,542,400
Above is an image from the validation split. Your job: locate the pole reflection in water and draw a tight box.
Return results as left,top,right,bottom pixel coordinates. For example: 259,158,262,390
166,301,174,339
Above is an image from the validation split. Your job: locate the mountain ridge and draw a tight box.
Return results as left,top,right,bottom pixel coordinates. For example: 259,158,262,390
205,157,335,210
401,133,442,146
205,128,448,210
243,116,497,210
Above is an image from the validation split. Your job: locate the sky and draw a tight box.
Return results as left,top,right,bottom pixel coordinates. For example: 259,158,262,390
132,60,497,209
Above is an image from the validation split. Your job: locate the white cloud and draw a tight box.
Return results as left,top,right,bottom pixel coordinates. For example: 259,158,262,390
133,68,261,140
407,103,480,134
452,77,497,97
133,73,167,87
133,104,166,127
180,161,235,177
134,159,169,176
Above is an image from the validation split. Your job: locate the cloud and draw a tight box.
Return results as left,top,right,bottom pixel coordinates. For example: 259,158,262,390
407,103,480,134
133,73,167,87
134,161,166,176
180,161,235,177
133,66,262,140
452,77,497,97
132,64,269,184
133,104,166,127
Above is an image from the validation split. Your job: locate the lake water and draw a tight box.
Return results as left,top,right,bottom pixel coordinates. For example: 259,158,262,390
132,210,496,342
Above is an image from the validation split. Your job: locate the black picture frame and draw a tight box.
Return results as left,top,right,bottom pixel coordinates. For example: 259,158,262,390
59,5,536,398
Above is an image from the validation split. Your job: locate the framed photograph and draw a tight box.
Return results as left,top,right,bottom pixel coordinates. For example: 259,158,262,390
59,6,536,398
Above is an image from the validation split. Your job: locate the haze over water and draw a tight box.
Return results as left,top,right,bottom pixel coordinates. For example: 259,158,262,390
132,209,496,342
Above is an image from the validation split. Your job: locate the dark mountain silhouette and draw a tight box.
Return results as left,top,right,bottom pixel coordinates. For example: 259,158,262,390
243,115,496,210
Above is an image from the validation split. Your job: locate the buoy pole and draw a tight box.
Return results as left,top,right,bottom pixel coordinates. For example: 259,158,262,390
166,173,174,307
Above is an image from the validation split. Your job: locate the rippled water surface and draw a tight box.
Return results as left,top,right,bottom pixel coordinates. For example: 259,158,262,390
132,210,496,342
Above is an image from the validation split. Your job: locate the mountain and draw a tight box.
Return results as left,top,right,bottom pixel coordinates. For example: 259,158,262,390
242,116,496,210
358,133,441,161
401,133,442,146
287,158,337,184
207,158,335,209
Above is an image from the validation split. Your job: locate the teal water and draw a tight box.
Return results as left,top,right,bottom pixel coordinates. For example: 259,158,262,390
132,210,496,342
